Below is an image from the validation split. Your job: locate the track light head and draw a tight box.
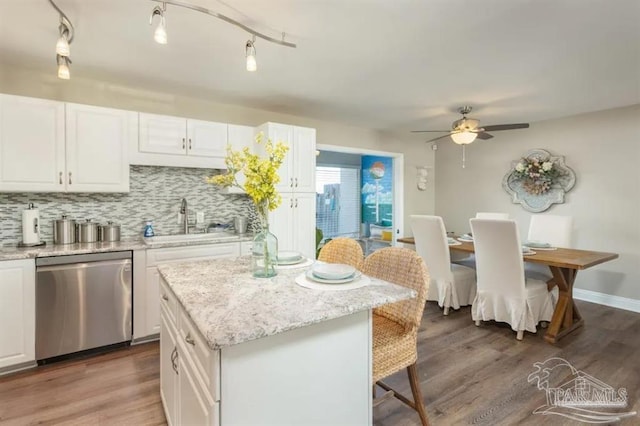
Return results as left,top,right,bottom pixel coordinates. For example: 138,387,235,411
150,3,168,44
245,38,256,72
56,23,70,56
57,55,71,80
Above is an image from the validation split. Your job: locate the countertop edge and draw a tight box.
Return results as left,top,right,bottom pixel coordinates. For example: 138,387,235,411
0,234,255,261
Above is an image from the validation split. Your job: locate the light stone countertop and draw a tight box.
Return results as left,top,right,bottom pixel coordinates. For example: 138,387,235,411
0,233,254,261
158,257,416,350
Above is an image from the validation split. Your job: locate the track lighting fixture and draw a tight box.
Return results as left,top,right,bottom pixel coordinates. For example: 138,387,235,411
148,0,296,71
150,3,168,44
246,37,257,72
57,55,71,80
48,0,74,80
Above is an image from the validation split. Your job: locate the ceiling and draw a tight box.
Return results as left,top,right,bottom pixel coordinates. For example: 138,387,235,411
1,0,639,133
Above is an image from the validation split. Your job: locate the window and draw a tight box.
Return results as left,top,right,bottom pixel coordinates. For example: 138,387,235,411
316,166,361,239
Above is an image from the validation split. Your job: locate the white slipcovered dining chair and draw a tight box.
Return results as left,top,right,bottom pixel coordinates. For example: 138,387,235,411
525,214,573,288
469,218,555,340
475,212,509,220
527,214,573,248
410,215,476,315
453,212,510,269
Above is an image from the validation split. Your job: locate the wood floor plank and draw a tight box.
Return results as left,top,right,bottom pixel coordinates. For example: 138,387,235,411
0,300,638,425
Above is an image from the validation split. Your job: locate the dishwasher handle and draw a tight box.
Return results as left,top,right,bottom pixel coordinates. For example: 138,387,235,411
36,258,131,273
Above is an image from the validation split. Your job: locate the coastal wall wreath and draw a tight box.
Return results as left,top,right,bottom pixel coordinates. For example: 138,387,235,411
502,149,576,212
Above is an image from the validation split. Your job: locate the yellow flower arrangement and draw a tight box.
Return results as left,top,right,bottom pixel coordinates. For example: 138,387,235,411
206,133,289,228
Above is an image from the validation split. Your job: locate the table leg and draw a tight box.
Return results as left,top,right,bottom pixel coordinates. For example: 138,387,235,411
544,267,584,343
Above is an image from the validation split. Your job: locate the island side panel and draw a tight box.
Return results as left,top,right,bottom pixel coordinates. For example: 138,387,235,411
220,309,372,426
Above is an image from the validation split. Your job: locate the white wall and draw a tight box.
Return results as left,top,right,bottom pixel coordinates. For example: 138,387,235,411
435,104,640,301
0,64,435,238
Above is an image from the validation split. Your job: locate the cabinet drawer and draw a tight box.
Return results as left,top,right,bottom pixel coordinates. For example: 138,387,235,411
159,278,177,326
178,309,220,402
147,243,240,266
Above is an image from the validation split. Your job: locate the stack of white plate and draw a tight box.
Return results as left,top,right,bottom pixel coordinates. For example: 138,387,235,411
306,263,361,284
277,251,304,265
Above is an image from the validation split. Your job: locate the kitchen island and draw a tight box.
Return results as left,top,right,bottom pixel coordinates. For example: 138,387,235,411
158,257,414,426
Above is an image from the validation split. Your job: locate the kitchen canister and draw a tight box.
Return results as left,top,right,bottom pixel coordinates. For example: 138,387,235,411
20,203,44,246
99,221,121,242
53,215,76,245
76,219,100,243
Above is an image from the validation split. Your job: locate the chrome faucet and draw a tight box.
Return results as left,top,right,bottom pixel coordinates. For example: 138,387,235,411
180,198,189,234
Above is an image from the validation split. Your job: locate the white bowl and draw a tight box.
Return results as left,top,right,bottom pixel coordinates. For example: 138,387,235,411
312,263,356,280
277,251,302,261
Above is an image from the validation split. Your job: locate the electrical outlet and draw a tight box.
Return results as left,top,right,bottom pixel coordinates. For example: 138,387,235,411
196,211,205,224
177,212,184,224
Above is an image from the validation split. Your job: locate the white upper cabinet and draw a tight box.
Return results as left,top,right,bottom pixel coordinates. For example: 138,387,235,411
256,122,315,193
135,113,228,168
139,113,187,155
65,103,132,192
292,126,316,193
0,95,132,193
0,94,65,192
224,124,254,194
188,119,228,158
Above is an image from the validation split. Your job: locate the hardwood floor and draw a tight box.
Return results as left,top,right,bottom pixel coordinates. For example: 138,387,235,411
1,300,638,425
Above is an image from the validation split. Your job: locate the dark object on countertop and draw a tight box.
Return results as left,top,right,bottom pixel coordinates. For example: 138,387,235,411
207,222,231,233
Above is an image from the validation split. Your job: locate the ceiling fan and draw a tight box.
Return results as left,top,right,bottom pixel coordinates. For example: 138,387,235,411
412,106,530,144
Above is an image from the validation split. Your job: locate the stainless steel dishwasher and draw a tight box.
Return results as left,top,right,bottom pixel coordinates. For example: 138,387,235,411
35,251,132,361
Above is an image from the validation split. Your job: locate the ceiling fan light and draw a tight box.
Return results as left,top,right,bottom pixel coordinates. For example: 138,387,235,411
451,131,477,145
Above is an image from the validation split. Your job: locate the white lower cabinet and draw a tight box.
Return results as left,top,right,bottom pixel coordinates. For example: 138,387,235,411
0,259,35,371
160,275,372,426
143,243,241,337
160,310,179,425
161,278,219,426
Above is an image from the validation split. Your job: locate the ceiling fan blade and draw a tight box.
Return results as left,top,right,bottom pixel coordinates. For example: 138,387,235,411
475,132,494,140
411,130,451,133
425,133,454,143
481,123,530,132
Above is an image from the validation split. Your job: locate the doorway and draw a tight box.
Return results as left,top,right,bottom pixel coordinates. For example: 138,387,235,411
316,144,404,253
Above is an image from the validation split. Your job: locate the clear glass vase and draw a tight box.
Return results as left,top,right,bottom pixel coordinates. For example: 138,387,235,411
252,224,278,278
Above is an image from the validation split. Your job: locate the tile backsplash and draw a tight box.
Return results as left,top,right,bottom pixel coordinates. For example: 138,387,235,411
0,165,257,245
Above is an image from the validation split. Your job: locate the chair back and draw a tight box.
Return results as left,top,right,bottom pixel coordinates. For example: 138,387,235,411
475,212,509,220
410,215,453,284
364,247,430,332
527,214,573,248
469,219,526,300
318,237,364,271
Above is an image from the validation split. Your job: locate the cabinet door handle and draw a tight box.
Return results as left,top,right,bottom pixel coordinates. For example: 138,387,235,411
290,178,293,188
182,138,186,149
295,198,298,208
185,332,196,346
162,294,169,301
295,178,298,188
68,172,72,185
59,172,63,184
290,198,293,208
171,347,178,374
189,138,192,150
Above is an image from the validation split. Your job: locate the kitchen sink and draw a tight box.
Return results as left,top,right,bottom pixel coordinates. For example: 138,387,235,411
143,232,239,245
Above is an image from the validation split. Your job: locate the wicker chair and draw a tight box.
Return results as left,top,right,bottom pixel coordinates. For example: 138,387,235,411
317,237,364,271
364,247,430,426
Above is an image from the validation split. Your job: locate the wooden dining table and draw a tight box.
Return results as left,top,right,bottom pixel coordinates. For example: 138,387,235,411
397,236,619,343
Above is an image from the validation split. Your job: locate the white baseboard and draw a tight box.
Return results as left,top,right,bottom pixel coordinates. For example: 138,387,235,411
574,288,640,313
